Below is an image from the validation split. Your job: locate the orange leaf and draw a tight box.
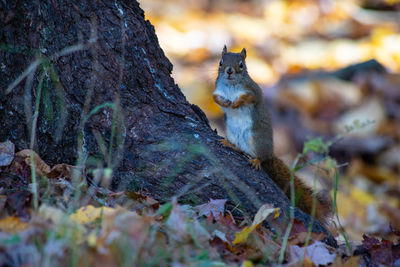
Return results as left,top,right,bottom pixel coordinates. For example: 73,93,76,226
0,217,29,233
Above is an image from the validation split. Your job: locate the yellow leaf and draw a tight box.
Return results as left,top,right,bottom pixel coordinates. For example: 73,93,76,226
233,225,257,245
274,208,281,218
0,217,29,233
39,204,85,244
336,191,365,220
87,231,97,247
242,260,254,267
233,205,280,245
70,205,115,224
350,188,375,205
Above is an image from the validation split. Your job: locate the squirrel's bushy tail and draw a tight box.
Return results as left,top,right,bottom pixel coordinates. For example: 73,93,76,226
261,156,331,225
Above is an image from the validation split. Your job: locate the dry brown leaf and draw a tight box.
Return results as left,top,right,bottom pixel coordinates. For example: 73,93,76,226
195,199,227,219
288,232,327,246
47,163,80,179
332,256,360,267
145,196,160,209
97,208,151,250
166,199,210,244
14,149,50,176
165,200,191,242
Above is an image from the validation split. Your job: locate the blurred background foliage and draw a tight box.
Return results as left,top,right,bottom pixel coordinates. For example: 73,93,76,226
141,0,400,242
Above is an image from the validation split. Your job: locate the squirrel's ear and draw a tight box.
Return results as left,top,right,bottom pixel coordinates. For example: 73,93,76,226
240,48,247,59
222,45,227,55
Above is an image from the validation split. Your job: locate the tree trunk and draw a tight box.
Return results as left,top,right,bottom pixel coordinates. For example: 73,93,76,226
0,0,336,246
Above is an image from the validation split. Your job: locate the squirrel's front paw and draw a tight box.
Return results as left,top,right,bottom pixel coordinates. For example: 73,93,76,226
232,93,254,109
213,94,231,108
232,98,244,109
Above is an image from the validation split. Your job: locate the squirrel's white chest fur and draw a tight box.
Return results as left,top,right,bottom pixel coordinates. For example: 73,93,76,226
214,81,256,157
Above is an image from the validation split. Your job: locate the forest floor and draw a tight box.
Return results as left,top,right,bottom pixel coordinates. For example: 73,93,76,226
1,0,400,266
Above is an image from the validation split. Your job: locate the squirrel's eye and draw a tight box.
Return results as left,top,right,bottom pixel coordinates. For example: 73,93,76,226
239,61,244,69
219,59,223,66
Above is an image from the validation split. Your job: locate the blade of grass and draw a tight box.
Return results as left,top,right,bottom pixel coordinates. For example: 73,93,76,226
298,161,319,267
332,170,352,254
279,155,301,264
29,68,45,210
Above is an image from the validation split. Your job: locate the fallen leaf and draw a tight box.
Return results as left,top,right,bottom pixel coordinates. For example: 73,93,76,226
0,140,15,166
290,241,336,266
252,204,280,226
6,190,32,219
191,217,212,244
70,205,115,225
14,149,50,177
289,219,308,237
47,163,81,179
146,196,160,209
233,204,279,245
332,255,360,267
99,206,142,239
8,157,31,180
87,230,97,247
39,204,72,225
195,198,227,219
218,213,239,231
211,229,229,243
350,188,375,206
39,204,85,244
166,198,210,244
288,231,326,246
361,234,399,266
241,260,254,267
125,190,149,200
233,226,255,245
165,199,190,242
0,216,29,233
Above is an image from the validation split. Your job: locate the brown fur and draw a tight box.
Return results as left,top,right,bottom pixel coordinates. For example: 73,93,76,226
213,94,231,108
232,92,256,108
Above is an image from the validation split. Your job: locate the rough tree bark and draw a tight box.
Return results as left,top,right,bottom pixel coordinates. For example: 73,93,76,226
0,0,336,245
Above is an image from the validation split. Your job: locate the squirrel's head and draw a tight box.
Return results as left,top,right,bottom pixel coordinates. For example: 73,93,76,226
218,45,247,82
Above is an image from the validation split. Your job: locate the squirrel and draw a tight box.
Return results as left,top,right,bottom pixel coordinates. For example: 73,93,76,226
213,46,330,224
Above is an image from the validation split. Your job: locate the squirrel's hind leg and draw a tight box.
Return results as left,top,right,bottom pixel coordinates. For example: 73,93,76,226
249,158,261,170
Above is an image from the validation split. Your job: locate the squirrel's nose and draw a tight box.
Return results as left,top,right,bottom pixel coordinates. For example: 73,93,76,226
226,67,233,75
